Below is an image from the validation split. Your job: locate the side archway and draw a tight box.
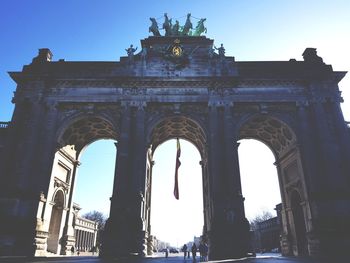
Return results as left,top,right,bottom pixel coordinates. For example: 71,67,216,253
38,114,119,255
47,190,65,254
238,114,311,256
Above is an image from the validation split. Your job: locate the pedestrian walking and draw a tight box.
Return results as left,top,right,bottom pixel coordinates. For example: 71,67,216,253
191,243,197,262
202,243,208,262
199,243,204,261
182,244,188,259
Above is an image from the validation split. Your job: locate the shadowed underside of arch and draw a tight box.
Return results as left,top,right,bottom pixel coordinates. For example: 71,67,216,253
150,116,206,156
59,117,118,152
239,115,296,157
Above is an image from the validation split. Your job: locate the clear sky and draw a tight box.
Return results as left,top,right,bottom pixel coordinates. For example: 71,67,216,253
1,0,349,247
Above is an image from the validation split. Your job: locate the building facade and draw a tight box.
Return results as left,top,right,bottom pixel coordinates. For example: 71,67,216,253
0,24,349,260
253,204,282,253
72,203,98,254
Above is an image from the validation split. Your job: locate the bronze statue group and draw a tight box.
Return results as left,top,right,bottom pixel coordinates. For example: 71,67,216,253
149,13,207,37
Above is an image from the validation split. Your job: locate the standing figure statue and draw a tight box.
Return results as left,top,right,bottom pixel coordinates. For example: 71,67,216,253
141,47,148,61
182,13,193,36
172,20,180,36
215,43,225,58
163,13,172,36
209,45,215,59
125,44,138,61
193,18,207,36
149,18,160,36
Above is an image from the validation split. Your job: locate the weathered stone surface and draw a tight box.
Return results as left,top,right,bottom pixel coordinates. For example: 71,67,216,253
0,36,349,260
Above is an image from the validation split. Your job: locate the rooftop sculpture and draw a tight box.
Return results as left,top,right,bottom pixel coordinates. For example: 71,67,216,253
149,13,207,37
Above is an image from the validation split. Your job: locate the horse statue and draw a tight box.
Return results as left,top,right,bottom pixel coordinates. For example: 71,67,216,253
163,13,172,36
149,18,160,36
193,18,207,36
181,13,193,36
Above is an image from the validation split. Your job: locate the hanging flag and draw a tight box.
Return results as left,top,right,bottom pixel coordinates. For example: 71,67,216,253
173,138,181,200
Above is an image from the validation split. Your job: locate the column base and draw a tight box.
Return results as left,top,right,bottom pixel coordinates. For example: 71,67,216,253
208,217,250,260
280,232,293,256
101,215,145,259
59,234,75,255
147,235,155,256
313,227,350,259
33,230,48,256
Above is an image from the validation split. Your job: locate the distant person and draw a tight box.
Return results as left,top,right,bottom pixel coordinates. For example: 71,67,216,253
202,243,208,262
182,244,188,259
70,245,75,255
165,247,169,258
191,243,197,262
199,243,204,261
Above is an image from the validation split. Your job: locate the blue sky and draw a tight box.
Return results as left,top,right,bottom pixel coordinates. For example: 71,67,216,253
1,1,349,120
1,0,349,247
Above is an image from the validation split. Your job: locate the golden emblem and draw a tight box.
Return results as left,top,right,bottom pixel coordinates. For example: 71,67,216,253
172,46,182,57
171,39,182,57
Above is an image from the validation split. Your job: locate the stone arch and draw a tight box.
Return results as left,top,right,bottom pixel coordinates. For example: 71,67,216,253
47,189,65,254
57,114,119,154
238,113,310,256
45,113,119,255
50,188,67,208
148,115,207,158
238,113,297,159
144,114,209,253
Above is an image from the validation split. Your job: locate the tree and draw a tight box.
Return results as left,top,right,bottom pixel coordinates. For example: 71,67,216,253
249,210,274,231
83,210,107,248
83,210,106,230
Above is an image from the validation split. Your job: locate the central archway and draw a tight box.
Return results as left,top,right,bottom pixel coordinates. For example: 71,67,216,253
150,139,203,249
145,115,209,254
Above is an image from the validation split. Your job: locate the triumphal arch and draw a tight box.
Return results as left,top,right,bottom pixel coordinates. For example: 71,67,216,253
0,15,349,260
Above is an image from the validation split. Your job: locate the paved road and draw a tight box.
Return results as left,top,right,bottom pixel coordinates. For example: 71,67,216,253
0,253,338,263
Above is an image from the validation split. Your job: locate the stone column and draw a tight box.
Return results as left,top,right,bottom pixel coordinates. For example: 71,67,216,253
110,103,131,216
311,100,342,190
309,99,349,258
207,103,224,260
222,105,249,258
329,101,350,179
102,102,131,258
89,232,92,251
294,102,321,256
199,158,209,243
102,102,148,258
129,102,148,256
60,159,80,255
2,98,48,256
207,102,249,260
146,151,154,256
78,230,82,251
